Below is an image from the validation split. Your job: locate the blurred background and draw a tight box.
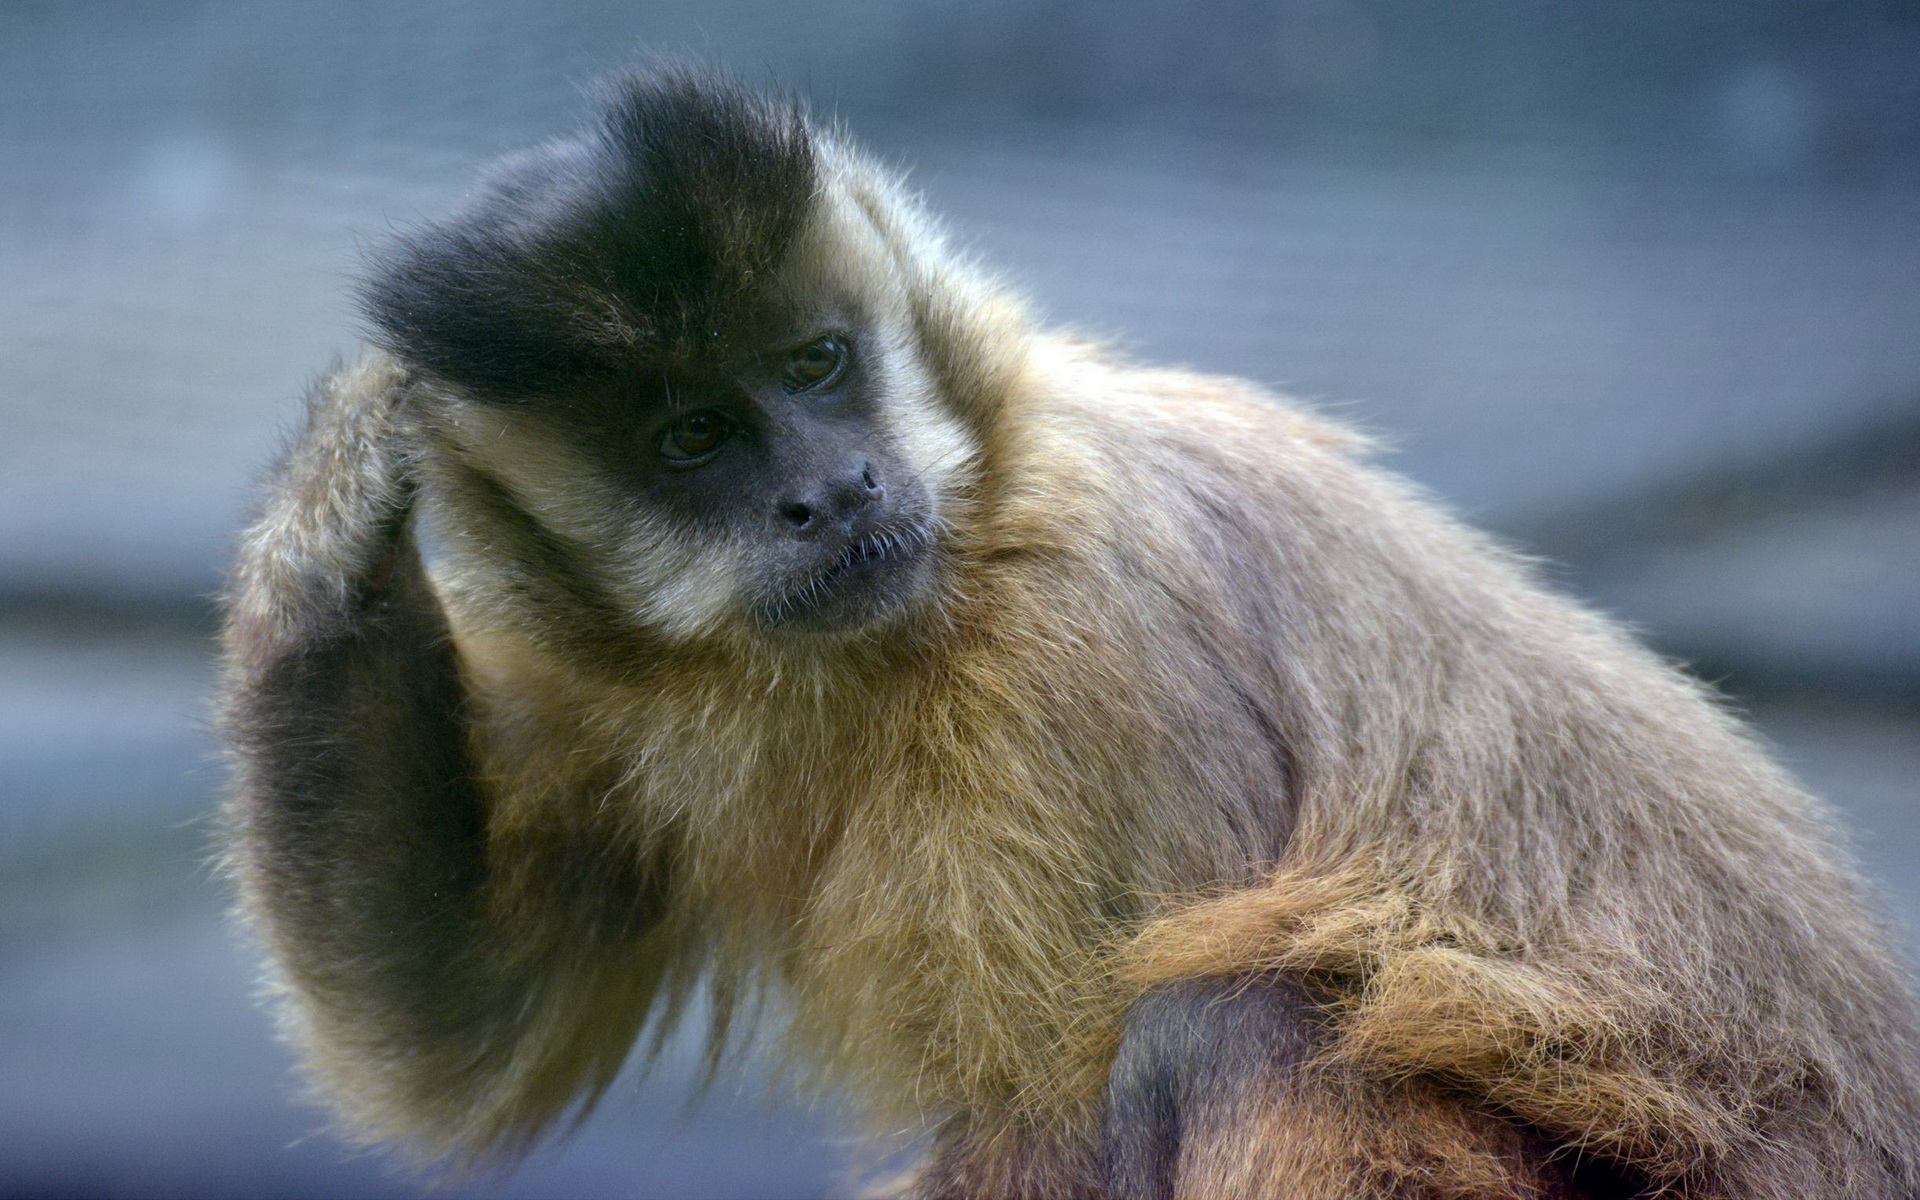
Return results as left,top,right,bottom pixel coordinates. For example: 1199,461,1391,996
3,2,1917,1197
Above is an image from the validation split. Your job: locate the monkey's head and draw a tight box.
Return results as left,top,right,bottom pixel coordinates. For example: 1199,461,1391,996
360,70,1016,652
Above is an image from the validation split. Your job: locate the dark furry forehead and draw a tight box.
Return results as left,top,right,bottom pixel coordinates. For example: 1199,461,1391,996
359,68,817,401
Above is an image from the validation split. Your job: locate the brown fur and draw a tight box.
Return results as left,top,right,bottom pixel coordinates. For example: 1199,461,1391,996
222,72,1920,1198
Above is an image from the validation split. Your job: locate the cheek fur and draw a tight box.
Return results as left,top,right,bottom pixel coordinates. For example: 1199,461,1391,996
865,320,981,523
608,519,749,642
434,404,753,642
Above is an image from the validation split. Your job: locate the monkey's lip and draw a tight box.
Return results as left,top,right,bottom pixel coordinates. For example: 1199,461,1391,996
759,522,936,628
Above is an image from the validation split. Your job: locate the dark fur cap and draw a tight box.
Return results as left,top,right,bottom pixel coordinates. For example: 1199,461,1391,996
359,69,816,400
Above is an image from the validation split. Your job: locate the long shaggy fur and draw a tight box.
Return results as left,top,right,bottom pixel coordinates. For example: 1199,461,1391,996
221,68,1920,1197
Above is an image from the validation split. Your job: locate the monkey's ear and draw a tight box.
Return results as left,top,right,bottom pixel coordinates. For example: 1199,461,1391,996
356,66,817,403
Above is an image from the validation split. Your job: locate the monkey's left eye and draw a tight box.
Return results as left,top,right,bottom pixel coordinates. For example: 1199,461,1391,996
658,410,733,465
782,334,849,392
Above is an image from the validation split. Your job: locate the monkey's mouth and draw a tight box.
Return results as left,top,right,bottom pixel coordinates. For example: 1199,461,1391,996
757,521,937,631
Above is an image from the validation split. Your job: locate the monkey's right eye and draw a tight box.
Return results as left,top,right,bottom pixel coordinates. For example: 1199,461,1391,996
658,411,733,465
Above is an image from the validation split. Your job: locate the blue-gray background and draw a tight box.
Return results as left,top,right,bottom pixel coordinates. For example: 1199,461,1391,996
3,3,1917,1197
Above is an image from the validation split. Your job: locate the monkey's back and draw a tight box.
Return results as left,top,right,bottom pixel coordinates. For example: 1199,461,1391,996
1057,344,1920,1195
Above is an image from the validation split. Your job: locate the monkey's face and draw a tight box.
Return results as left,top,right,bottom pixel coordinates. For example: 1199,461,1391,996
366,87,980,648
408,191,979,647
632,328,940,635
415,311,966,645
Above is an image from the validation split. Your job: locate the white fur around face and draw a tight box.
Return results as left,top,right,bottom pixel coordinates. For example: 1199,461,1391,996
429,402,746,642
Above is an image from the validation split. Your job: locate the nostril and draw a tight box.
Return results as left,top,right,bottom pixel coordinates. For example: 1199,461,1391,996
861,465,877,491
780,501,813,528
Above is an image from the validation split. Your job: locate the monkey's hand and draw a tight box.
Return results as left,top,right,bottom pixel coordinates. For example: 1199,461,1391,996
220,357,664,1165
225,357,423,655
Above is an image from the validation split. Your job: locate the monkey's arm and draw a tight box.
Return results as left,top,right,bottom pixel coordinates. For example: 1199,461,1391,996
220,359,667,1162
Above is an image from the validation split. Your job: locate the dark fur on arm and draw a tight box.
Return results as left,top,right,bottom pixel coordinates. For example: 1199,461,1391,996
1102,975,1637,1200
219,359,667,1163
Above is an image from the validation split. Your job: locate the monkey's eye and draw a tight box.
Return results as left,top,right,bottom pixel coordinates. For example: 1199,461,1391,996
657,410,733,465
782,334,849,392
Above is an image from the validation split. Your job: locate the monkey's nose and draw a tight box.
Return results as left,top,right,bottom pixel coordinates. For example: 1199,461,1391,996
777,462,883,533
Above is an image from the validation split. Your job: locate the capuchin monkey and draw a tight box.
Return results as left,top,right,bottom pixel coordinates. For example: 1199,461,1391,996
220,69,1920,1199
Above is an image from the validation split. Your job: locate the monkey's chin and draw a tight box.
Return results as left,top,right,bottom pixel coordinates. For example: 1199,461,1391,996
755,526,938,636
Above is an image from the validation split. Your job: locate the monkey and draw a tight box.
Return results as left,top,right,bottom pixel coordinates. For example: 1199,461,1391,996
219,67,1920,1199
